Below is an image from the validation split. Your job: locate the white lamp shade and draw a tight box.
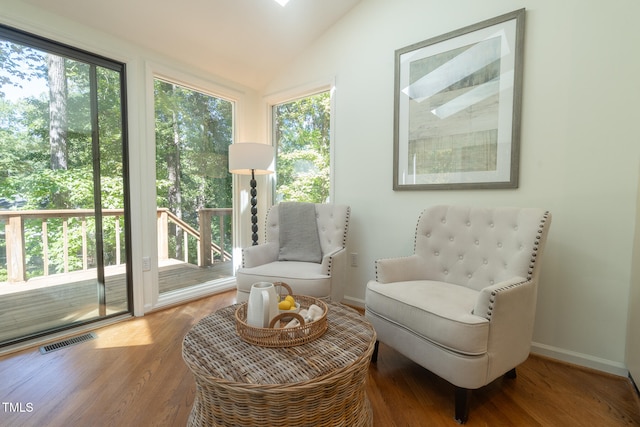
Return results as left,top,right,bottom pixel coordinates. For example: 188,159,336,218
228,142,275,175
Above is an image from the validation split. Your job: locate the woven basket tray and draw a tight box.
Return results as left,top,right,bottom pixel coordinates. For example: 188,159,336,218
235,283,327,347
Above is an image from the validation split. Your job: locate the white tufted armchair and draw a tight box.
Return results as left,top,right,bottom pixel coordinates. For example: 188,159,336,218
365,205,551,423
235,202,350,303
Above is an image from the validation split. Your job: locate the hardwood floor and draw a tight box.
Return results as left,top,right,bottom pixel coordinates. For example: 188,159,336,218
0,290,638,426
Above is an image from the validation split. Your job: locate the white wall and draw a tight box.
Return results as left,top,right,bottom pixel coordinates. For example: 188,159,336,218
262,0,640,374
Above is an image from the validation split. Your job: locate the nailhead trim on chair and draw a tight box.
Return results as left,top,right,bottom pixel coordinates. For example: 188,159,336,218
527,211,550,281
263,213,270,241
343,207,351,247
413,210,425,253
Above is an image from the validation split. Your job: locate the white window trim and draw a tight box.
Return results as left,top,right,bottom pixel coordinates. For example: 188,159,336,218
142,61,244,313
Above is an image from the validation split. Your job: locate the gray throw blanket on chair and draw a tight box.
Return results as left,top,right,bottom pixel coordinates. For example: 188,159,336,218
278,202,322,263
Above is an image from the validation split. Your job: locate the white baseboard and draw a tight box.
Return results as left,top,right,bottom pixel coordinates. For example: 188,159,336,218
342,295,365,308
531,342,628,377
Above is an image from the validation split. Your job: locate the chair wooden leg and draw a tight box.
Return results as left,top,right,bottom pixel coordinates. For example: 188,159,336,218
454,387,471,424
505,367,517,379
453,369,515,423
371,340,379,363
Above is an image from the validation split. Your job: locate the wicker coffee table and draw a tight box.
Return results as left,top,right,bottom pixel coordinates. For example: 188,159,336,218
182,301,376,427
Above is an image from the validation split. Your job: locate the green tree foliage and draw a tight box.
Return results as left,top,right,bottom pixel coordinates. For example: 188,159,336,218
0,41,46,92
1,39,126,278
154,80,233,262
274,92,330,203
1,35,327,281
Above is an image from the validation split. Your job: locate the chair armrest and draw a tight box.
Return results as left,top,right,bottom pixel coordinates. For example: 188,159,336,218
375,255,424,283
473,276,538,378
472,276,532,321
320,247,345,275
241,242,279,268
321,248,347,302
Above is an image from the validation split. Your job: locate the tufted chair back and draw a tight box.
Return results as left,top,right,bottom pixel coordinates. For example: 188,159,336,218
264,203,350,256
237,202,351,302
414,205,550,292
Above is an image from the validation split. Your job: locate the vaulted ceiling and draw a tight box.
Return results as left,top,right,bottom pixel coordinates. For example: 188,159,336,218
23,0,363,90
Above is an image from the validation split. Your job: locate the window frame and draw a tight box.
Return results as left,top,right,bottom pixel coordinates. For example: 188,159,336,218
266,80,336,205
144,62,243,311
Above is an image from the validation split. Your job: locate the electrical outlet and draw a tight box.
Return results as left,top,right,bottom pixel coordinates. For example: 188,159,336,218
350,252,358,267
142,256,151,271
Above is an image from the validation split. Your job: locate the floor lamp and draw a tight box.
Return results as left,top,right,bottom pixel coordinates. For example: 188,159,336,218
228,142,275,246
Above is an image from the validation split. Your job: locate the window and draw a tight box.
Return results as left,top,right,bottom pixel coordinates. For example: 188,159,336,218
273,90,331,203
153,78,234,295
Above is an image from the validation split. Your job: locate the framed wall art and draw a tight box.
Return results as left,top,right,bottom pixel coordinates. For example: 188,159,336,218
393,9,525,190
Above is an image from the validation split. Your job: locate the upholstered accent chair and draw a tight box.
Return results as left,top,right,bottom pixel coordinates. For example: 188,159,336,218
365,205,552,423
235,202,350,303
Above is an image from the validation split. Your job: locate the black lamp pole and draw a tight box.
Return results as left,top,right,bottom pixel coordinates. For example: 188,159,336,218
229,142,273,247
250,168,259,245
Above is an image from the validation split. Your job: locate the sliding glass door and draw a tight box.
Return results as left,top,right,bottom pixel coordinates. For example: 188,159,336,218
0,25,131,346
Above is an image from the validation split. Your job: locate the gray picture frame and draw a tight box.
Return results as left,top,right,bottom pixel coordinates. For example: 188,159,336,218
393,9,525,190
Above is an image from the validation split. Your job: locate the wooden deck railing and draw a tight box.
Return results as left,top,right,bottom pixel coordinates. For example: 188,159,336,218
0,208,232,283
157,208,232,266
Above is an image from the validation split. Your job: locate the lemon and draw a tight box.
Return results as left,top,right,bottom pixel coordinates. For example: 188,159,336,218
285,295,295,304
278,300,291,310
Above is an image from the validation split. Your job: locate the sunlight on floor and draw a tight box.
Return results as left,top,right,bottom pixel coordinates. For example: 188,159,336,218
92,318,155,349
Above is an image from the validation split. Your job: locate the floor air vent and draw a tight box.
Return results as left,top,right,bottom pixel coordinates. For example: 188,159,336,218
39,332,97,354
